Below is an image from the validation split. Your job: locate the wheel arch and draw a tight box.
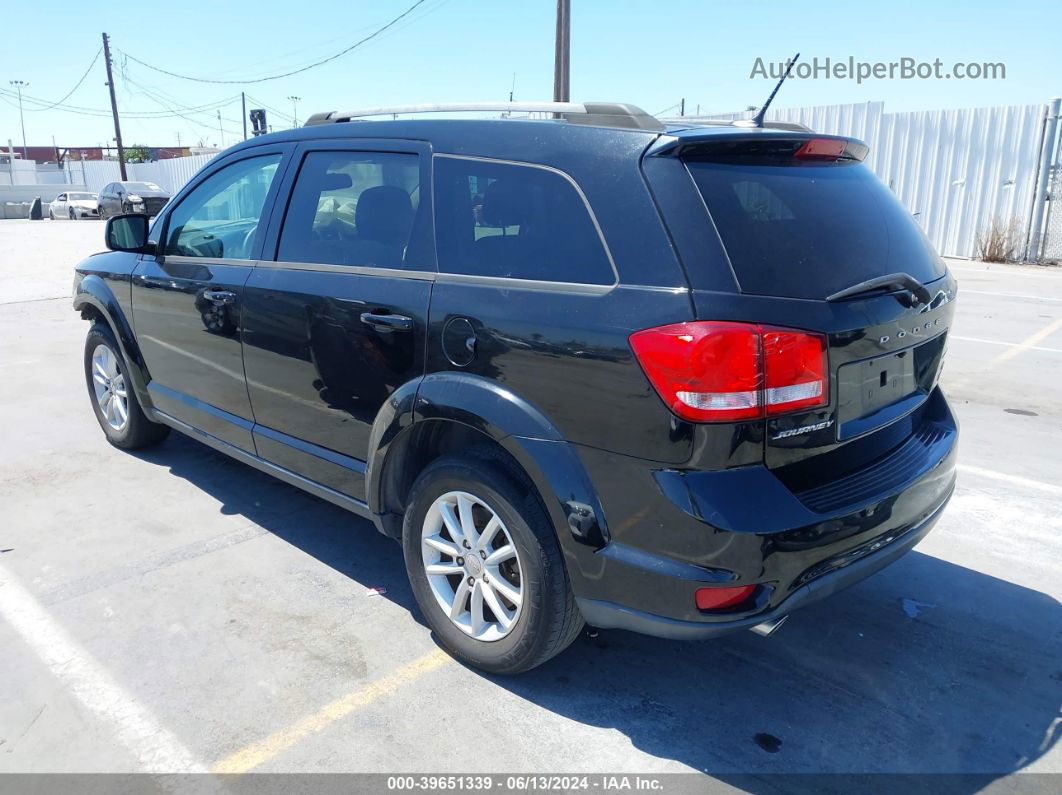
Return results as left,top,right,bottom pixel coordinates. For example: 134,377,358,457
74,274,154,412
366,373,609,558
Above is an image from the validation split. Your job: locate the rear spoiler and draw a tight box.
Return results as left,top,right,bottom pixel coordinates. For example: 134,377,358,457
646,130,869,162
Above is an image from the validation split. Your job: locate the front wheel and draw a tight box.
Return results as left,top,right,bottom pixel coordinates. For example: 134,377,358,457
98,205,106,220
69,208,76,220
48,210,55,220
84,323,169,450
402,455,583,674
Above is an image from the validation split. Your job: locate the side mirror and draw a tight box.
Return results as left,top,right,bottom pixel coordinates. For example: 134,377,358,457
105,214,154,254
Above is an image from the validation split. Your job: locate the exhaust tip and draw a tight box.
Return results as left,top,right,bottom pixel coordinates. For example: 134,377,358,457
750,615,788,637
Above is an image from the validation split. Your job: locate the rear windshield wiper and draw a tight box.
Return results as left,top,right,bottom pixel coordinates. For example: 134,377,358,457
826,272,932,307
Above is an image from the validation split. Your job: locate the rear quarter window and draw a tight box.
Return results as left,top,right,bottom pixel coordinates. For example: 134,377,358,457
685,159,945,299
433,156,614,285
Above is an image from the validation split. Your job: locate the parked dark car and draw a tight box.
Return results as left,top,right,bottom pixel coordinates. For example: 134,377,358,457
97,180,170,218
73,102,957,674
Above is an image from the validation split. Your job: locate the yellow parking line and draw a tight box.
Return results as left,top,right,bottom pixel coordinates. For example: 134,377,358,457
212,648,450,774
989,317,1062,365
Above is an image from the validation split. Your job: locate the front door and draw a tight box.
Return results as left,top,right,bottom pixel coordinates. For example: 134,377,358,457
131,148,289,450
240,142,434,500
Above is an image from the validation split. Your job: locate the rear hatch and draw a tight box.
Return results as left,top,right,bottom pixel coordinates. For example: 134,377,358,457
645,130,956,508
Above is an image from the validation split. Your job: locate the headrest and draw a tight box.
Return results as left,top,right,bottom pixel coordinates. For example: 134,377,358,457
480,180,528,228
355,186,413,245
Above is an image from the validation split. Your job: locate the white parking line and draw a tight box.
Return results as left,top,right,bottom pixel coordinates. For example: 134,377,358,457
950,266,1060,279
959,289,1062,303
951,335,1062,355
0,564,209,774
957,464,1062,497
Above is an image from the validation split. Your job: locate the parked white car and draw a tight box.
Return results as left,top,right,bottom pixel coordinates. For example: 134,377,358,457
49,192,100,220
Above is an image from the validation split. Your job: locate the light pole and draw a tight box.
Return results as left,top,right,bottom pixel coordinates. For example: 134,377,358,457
8,80,28,158
287,96,301,128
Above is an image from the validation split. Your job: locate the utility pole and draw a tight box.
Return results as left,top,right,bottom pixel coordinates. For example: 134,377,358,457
552,0,570,103
176,131,181,149
8,80,28,158
241,92,247,140
101,33,127,180
680,98,685,117
287,95,301,128
216,109,224,148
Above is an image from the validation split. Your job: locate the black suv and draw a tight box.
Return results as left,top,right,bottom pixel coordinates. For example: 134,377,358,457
73,102,957,674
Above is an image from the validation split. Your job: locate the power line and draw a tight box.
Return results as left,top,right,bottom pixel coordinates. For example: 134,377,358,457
121,67,243,124
0,86,241,118
124,78,243,137
116,0,429,84
26,48,102,111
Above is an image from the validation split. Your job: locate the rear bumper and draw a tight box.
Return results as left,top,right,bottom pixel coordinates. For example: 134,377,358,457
577,489,950,639
567,388,958,637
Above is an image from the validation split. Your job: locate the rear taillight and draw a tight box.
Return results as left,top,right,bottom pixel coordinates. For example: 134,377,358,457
793,138,848,159
629,321,827,423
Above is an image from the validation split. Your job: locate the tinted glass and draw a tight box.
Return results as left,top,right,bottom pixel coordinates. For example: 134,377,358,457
433,157,614,285
685,159,945,299
277,151,420,268
164,155,281,259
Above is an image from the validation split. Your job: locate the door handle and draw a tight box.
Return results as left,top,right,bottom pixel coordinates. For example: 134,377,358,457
360,312,413,332
202,289,237,305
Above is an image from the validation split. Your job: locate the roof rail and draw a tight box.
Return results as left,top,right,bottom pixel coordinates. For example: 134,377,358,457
304,101,665,132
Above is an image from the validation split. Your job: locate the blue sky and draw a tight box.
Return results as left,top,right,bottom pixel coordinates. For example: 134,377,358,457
1,0,1059,150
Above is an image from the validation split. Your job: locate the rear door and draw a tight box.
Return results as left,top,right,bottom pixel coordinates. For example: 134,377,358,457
645,133,956,495
131,147,291,450
240,139,433,501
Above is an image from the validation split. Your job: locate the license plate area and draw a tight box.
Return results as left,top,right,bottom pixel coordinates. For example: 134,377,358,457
835,334,946,440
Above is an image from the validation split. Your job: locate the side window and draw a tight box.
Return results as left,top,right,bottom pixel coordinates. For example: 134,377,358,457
163,154,282,259
276,151,420,269
433,156,613,285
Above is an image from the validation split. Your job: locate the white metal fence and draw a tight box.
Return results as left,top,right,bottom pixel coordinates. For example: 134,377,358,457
666,99,1059,259
63,152,218,196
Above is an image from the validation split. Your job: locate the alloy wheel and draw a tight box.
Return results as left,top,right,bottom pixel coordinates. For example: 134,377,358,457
421,490,523,642
90,343,129,431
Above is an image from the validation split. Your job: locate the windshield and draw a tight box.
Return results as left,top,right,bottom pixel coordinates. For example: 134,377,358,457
685,159,945,300
124,182,162,192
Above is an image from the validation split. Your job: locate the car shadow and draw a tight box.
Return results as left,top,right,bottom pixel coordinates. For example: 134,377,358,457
132,433,1061,781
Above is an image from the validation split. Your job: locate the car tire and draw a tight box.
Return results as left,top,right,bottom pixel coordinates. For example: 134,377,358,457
48,210,54,220
69,208,76,220
402,454,584,674
84,323,169,450
98,206,106,220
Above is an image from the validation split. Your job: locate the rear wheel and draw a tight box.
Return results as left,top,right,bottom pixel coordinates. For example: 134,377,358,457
402,455,583,674
84,323,169,450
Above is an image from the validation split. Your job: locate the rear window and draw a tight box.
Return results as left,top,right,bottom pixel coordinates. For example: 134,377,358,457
433,156,614,285
685,158,944,299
